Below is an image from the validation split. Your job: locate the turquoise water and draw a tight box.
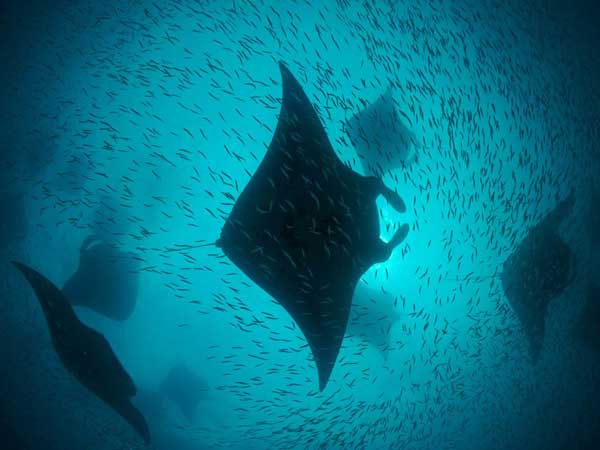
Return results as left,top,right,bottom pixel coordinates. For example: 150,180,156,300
1,1,599,449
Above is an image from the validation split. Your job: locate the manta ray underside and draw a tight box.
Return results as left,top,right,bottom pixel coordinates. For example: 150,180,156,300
345,85,416,177
501,190,575,362
160,363,208,422
12,262,150,445
62,235,140,321
216,62,409,391
347,283,401,359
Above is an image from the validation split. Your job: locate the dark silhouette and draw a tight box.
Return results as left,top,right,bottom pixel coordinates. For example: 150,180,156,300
11,261,150,445
345,85,416,177
62,235,140,321
501,190,575,361
217,62,409,390
160,363,208,422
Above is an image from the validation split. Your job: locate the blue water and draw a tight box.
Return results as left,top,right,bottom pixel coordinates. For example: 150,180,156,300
1,1,599,449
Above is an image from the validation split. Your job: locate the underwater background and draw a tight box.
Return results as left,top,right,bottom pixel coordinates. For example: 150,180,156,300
1,0,599,449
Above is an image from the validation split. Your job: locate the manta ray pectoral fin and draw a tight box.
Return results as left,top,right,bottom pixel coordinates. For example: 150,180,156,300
362,176,409,256
371,224,410,265
11,261,42,286
11,260,78,322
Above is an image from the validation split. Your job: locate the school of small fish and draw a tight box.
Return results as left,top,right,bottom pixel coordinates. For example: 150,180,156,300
1,1,599,449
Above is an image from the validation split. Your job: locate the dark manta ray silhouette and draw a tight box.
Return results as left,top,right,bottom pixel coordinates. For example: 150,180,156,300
501,190,575,362
160,363,208,422
216,62,409,390
573,283,600,353
345,85,416,177
62,235,140,321
347,284,401,358
11,261,150,445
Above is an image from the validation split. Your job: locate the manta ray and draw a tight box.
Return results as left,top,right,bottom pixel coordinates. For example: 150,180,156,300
347,283,401,358
159,363,208,422
501,190,575,361
216,62,409,390
133,389,213,450
62,235,140,321
345,85,416,177
11,261,150,445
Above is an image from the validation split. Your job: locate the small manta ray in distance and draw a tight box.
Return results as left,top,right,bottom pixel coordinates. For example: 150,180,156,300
345,85,417,177
216,62,409,390
159,363,209,422
501,190,575,362
11,261,150,445
62,235,140,321
347,283,401,359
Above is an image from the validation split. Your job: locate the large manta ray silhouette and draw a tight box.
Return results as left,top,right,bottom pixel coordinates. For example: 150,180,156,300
11,261,150,445
501,190,575,361
216,62,409,390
